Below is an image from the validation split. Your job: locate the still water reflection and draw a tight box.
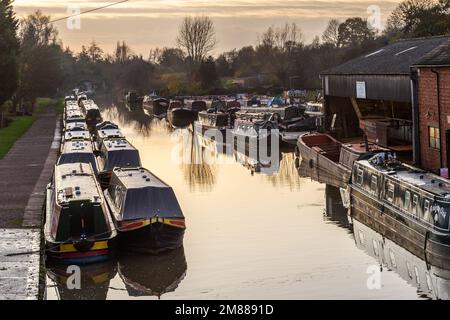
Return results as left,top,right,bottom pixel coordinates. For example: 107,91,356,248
46,104,450,299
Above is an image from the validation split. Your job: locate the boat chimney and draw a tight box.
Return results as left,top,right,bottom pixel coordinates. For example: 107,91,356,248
364,134,369,152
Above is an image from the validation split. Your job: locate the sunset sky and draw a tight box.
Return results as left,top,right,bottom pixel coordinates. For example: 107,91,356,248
13,0,402,56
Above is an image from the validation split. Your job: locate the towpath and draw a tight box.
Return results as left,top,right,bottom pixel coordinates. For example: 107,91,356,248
0,104,60,299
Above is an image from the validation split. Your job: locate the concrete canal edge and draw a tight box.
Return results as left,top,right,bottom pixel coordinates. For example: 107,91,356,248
0,112,60,300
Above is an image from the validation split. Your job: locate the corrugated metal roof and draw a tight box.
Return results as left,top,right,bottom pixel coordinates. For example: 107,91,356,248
321,36,450,75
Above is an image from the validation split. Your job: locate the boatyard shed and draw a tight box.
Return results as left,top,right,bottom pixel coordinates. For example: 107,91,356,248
320,35,450,163
412,40,450,175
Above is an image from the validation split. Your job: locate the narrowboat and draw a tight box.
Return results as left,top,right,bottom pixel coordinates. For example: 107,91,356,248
231,111,280,150
240,105,316,132
189,100,207,115
80,99,102,131
349,152,450,270
57,140,98,174
195,101,240,136
143,97,169,117
117,247,187,297
92,121,124,151
64,109,85,127
61,130,90,149
44,163,117,264
166,100,196,128
96,138,142,189
64,121,88,133
104,167,185,253
295,133,385,189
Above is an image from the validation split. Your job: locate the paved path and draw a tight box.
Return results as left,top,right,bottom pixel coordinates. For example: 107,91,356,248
0,108,57,228
0,105,59,300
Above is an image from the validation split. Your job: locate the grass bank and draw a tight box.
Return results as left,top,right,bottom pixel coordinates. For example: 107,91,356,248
0,97,55,159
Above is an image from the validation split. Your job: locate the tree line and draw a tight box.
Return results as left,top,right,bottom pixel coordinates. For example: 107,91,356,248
0,0,449,112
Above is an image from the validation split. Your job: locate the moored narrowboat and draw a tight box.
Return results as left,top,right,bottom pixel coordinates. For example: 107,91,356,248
349,153,450,269
80,99,102,131
143,97,169,117
104,167,185,253
44,163,117,264
96,138,142,189
57,140,98,174
93,121,124,151
295,133,386,189
166,100,196,128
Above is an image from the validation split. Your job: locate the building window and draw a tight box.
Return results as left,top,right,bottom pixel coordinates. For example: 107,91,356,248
429,126,440,150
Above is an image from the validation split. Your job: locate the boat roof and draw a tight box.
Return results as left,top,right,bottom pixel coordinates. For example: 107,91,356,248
97,128,124,140
61,140,94,154
358,156,450,197
109,167,184,220
101,138,137,152
54,163,102,205
81,99,100,111
64,130,90,140
113,167,168,189
65,122,87,131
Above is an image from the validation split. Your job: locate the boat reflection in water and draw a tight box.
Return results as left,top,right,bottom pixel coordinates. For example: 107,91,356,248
323,184,450,299
118,246,187,298
46,261,117,300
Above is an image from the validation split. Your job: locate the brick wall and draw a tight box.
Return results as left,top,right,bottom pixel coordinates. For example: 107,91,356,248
418,67,450,173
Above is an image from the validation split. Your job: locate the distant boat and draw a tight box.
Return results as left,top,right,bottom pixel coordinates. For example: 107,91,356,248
143,97,169,117
104,167,185,253
44,163,117,264
166,100,196,128
79,99,102,132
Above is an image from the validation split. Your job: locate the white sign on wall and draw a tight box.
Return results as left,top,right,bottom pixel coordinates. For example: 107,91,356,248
356,81,366,99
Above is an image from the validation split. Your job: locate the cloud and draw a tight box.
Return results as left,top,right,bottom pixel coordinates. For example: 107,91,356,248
13,0,402,54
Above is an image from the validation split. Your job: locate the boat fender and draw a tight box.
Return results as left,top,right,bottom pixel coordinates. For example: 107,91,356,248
73,236,95,252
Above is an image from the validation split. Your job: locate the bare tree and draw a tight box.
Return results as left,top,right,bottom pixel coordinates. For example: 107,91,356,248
322,19,340,47
177,16,216,73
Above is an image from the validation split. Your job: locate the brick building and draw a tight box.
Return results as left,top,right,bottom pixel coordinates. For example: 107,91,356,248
412,40,450,175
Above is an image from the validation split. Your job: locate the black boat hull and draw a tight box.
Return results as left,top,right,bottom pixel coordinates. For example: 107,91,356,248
117,223,185,254
167,108,196,128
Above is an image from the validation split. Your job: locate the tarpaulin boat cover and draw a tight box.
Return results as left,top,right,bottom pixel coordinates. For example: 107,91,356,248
105,150,141,171
120,186,184,220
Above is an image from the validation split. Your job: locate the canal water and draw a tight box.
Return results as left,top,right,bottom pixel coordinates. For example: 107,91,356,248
46,104,443,300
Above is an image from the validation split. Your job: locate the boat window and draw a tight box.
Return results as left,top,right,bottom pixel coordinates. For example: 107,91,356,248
356,168,364,185
412,194,419,216
404,191,411,210
370,175,378,192
424,200,430,222
386,181,395,202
